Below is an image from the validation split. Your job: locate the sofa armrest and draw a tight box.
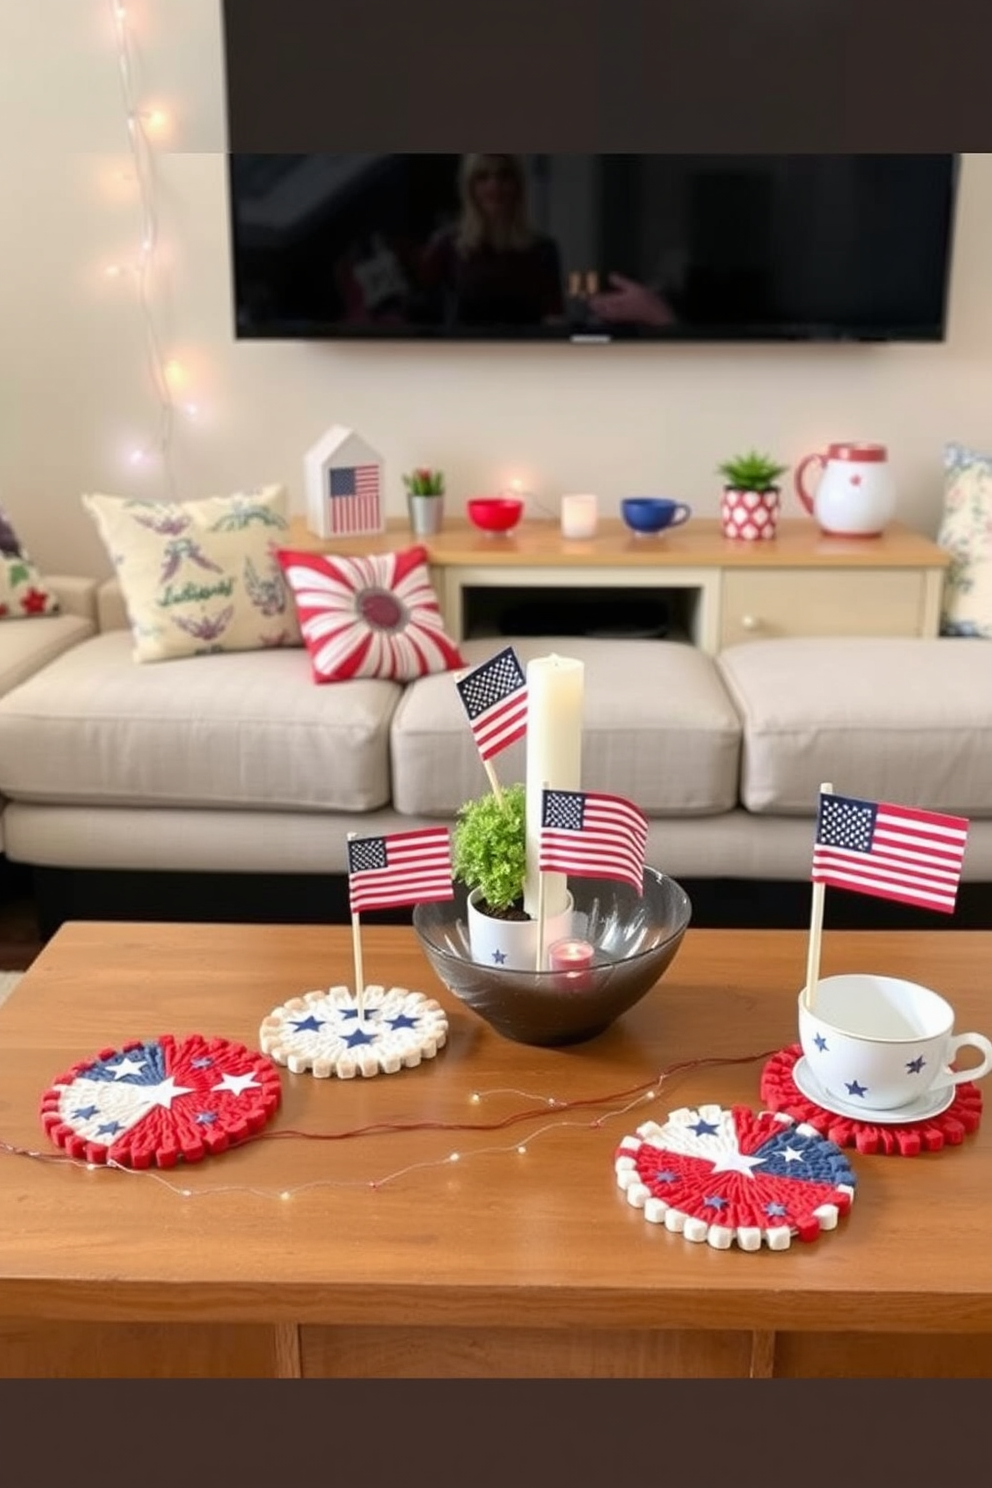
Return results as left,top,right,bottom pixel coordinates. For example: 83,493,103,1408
96,578,129,633
46,575,99,624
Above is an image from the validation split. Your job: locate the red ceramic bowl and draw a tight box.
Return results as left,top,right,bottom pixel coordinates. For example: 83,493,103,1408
466,497,524,533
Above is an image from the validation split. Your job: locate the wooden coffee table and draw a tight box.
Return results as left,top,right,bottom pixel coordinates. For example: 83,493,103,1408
1,920,991,1378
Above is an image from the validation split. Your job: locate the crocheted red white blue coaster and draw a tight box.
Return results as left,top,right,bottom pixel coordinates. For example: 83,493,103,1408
760,1043,983,1156
615,1102,856,1251
259,984,448,1079
40,1034,281,1168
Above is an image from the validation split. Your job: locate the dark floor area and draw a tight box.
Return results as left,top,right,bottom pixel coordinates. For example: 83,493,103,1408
0,859,988,973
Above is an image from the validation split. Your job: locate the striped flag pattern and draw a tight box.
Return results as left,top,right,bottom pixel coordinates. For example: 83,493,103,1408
326,463,382,536
348,827,454,913
812,791,969,914
539,788,648,893
455,646,528,761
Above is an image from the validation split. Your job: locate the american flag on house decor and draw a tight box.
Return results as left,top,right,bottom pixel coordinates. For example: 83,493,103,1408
455,646,528,761
347,827,454,914
539,788,648,893
326,463,381,536
812,791,969,914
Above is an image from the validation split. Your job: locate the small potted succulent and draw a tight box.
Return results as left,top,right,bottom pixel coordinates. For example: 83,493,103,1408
453,783,573,970
403,467,446,538
718,449,788,541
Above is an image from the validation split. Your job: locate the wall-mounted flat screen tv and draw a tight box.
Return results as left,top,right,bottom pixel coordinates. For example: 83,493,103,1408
227,153,959,344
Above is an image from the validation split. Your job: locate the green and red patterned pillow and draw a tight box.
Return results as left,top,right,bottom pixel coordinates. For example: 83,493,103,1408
276,544,464,682
0,504,60,619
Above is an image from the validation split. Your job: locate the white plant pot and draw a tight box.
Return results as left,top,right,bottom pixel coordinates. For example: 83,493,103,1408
466,888,575,972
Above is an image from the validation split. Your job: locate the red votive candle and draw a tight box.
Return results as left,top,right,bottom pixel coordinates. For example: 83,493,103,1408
548,938,595,974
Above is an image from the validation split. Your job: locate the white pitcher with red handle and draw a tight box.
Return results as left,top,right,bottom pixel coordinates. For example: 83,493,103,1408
794,442,896,537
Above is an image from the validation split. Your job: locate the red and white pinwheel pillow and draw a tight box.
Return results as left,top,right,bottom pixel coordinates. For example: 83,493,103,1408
277,545,464,683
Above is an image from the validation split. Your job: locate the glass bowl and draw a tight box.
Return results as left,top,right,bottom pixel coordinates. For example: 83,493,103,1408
412,869,692,1047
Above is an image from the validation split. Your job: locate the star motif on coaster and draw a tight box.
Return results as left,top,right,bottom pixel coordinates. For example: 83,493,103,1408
690,1118,719,1137
141,1075,195,1110
708,1149,767,1178
108,1055,147,1080
387,1013,420,1031
290,1015,324,1034
782,1146,804,1163
344,1027,377,1049
212,1071,261,1097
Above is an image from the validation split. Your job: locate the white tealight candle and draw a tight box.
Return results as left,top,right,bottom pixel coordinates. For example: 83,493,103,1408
560,493,598,540
523,653,584,919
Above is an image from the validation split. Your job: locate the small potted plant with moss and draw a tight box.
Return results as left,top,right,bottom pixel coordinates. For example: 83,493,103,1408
718,449,788,541
403,467,446,538
453,783,574,970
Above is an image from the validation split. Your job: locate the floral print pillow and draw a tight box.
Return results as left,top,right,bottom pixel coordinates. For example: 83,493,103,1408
0,503,60,619
938,444,992,639
83,486,302,662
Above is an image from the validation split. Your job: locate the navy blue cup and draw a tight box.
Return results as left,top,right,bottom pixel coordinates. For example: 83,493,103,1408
621,497,692,535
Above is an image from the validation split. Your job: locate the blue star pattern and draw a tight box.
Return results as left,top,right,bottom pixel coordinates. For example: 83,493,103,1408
291,1015,324,1034
615,1104,857,1252
258,984,449,1080
846,1080,868,1098
814,1034,828,1052
907,1056,926,1073
492,949,507,965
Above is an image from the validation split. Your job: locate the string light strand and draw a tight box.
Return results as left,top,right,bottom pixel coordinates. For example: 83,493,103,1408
106,1,178,493
1,1047,778,1201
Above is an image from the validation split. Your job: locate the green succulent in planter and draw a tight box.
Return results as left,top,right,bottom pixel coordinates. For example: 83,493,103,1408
717,450,788,493
452,782,528,921
403,467,445,496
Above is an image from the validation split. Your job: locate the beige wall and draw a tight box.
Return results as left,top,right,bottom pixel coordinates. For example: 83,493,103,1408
1,1,990,580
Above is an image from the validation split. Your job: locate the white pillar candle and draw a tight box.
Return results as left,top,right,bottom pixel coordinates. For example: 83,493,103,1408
523,653,584,918
560,493,599,540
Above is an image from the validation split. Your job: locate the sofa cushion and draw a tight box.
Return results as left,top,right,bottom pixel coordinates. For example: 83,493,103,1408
719,637,992,817
0,612,95,699
938,442,992,638
0,502,61,619
391,636,742,817
82,485,302,662
0,631,399,813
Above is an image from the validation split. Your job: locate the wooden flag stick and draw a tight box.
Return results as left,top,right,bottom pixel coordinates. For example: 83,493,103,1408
346,832,366,1022
804,780,833,1011
535,778,550,971
483,759,504,806
535,869,547,973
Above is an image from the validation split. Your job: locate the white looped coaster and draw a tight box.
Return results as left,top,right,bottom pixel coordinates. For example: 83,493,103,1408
259,984,448,1079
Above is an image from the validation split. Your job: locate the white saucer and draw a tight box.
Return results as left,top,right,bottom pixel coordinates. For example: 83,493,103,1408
792,1056,956,1124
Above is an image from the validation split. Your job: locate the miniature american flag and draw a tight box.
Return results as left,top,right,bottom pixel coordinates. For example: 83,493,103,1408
812,791,969,914
455,646,528,760
327,463,381,536
348,827,454,913
539,788,648,893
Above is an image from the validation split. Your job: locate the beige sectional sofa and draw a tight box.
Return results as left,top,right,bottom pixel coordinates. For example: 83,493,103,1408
0,576,990,929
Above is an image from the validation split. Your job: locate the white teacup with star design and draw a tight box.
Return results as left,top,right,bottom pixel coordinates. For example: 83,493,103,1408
798,973,992,1112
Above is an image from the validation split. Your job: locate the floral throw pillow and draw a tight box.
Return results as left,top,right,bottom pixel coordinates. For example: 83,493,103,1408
276,545,464,682
0,503,60,619
82,485,302,662
938,444,992,638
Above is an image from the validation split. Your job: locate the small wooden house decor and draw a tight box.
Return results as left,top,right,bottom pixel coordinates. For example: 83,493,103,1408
304,425,385,539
